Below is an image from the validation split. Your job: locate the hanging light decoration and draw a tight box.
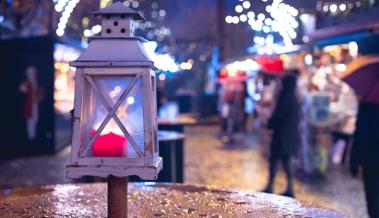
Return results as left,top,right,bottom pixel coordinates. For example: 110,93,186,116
317,0,378,16
225,0,300,55
55,0,81,37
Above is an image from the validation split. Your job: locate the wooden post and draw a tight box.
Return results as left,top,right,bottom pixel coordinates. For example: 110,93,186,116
108,176,128,218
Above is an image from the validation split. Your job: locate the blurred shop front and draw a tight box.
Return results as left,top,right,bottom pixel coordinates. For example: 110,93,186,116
53,43,81,151
216,56,286,135
0,36,81,156
291,43,359,175
218,36,374,176
297,18,379,175
253,17,379,175
214,14,379,176
217,58,260,133
251,44,361,175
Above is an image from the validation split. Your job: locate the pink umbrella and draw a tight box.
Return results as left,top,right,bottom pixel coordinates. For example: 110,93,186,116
342,56,379,104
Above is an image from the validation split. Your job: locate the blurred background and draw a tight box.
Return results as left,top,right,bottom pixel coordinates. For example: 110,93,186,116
1,0,379,217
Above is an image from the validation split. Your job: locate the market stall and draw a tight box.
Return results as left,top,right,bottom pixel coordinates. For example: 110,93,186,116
249,47,359,175
217,59,259,140
301,44,358,174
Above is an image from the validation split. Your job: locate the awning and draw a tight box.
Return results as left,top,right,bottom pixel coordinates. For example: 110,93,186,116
307,18,379,47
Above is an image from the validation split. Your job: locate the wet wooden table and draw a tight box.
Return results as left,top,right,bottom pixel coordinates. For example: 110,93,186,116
0,183,348,217
158,131,185,183
158,114,197,133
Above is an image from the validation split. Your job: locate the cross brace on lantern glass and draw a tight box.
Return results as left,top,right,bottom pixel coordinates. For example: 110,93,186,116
81,73,143,158
67,67,162,180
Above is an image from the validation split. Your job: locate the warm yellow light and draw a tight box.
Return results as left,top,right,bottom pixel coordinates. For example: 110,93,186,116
109,85,122,99
100,0,111,9
225,59,259,72
61,64,70,73
180,59,194,70
349,41,358,57
229,70,237,77
55,74,68,91
280,54,288,60
335,63,347,72
94,121,124,136
82,17,89,27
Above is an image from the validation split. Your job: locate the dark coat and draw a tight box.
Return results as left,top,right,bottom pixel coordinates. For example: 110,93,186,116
351,102,379,169
268,76,300,157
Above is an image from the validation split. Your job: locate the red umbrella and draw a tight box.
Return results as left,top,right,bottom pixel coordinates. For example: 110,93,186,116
256,56,284,76
342,55,379,104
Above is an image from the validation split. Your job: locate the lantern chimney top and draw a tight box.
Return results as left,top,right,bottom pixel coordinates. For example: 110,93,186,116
93,1,144,37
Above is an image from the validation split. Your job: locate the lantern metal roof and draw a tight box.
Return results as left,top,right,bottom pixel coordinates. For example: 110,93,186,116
70,38,155,68
71,2,155,69
92,1,144,20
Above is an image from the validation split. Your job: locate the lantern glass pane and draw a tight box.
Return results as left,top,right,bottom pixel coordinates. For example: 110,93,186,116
115,78,145,154
80,80,107,156
80,75,144,158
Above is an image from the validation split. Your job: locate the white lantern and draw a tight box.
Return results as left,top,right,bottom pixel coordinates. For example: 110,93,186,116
67,2,162,180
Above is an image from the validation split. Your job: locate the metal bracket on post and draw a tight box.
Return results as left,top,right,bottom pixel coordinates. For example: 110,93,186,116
108,176,128,218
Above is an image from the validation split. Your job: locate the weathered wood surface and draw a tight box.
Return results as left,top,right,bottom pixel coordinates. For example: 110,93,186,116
0,183,349,218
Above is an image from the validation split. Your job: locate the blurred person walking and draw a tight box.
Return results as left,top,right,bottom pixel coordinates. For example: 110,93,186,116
263,74,300,197
347,36,379,218
350,102,379,218
19,66,43,141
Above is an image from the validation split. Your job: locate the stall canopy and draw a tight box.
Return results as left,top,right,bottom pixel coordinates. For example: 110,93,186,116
307,18,379,47
256,56,284,76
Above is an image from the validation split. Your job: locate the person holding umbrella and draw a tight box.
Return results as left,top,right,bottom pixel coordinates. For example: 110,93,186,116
344,35,379,218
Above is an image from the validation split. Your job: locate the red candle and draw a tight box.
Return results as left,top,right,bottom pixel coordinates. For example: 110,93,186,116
92,132,128,157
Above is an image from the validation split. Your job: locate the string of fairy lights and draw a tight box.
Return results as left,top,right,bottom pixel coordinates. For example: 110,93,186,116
54,0,80,36
317,0,378,16
225,0,300,55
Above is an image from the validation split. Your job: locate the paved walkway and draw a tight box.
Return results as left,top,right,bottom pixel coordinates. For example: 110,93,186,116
0,125,367,217
185,126,367,218
0,147,71,188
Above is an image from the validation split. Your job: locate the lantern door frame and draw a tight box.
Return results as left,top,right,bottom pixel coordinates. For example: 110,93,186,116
68,67,161,179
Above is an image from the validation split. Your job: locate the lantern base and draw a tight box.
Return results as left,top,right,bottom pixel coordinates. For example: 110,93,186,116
66,157,162,180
